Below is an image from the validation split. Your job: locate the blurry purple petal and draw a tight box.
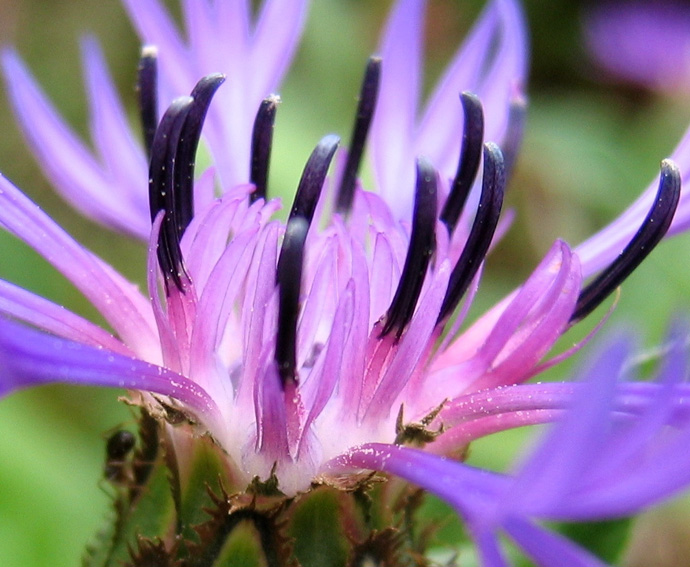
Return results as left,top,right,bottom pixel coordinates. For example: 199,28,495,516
584,2,690,94
1,50,148,237
504,518,608,567
508,337,628,515
81,37,149,217
251,0,308,102
120,0,192,93
326,442,507,513
371,0,424,219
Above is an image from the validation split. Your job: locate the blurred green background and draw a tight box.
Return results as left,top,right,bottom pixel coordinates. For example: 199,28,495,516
1,0,690,565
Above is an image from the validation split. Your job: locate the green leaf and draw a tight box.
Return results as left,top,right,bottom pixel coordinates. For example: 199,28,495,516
214,522,264,567
177,436,231,542
556,517,633,564
289,488,348,567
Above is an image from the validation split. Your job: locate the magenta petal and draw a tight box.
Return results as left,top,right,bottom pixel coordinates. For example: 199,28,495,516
236,222,281,408
299,279,355,434
428,240,581,398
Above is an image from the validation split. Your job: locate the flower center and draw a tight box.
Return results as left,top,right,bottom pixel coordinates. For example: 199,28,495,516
139,48,682,395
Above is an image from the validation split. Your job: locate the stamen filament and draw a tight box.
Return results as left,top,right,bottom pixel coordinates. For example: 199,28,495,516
275,217,309,386
288,135,340,225
250,96,280,203
570,159,681,322
137,46,158,160
440,92,485,233
336,57,382,213
438,142,506,324
173,73,226,233
381,157,438,339
148,75,225,292
148,96,194,291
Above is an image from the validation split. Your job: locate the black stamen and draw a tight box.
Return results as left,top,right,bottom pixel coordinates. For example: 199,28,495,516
250,96,279,203
148,96,194,291
502,95,527,181
570,159,681,323
437,142,506,324
137,46,158,160
275,217,309,386
148,75,225,292
380,157,438,339
440,92,485,233
336,57,381,213
173,73,226,233
289,135,340,225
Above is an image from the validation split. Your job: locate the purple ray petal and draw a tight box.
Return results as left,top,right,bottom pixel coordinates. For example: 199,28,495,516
416,0,528,179
474,528,511,567
251,0,308,102
590,324,687,484
81,37,149,217
371,0,424,219
508,337,628,515
182,0,249,74
1,50,148,238
120,0,192,94
414,1,498,167
0,317,219,420
0,279,131,356
0,177,159,356
504,517,608,567
326,442,507,513
476,0,529,145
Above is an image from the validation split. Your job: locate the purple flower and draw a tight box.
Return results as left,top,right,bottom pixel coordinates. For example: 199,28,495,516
329,323,690,565
0,0,690,558
584,1,690,95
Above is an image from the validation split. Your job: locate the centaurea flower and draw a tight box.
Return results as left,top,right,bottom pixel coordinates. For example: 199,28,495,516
1,0,690,564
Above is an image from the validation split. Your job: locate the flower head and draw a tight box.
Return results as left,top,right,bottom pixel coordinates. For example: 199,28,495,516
1,0,690,563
